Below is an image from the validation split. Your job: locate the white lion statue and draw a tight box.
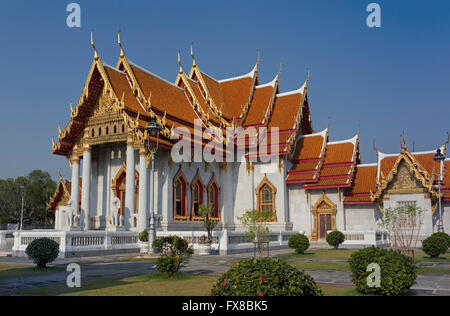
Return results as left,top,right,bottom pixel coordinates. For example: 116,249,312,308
61,199,79,228
110,196,122,227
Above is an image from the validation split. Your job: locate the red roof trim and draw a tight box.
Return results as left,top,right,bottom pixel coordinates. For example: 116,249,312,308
304,184,352,190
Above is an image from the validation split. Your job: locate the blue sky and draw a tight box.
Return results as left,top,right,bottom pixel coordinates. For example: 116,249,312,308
0,0,449,180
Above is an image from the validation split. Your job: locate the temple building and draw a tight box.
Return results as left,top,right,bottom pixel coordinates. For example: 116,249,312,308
11,34,450,257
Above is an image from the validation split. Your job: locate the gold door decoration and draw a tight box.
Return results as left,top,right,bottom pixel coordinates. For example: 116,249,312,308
311,193,337,241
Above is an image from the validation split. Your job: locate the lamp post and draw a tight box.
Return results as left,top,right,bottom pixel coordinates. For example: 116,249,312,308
19,182,26,231
433,148,445,233
145,116,162,254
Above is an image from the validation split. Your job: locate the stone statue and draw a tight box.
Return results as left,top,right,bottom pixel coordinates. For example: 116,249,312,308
110,196,121,227
61,199,79,228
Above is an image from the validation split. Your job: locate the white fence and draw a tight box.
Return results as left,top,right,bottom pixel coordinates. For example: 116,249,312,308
157,230,299,255
327,230,390,247
12,230,139,258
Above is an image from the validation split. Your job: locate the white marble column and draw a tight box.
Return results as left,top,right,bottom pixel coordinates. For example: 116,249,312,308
81,146,92,231
71,156,80,215
125,141,136,230
138,148,148,232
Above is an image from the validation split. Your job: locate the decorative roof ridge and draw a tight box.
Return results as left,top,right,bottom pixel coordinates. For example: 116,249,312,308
357,163,378,167
255,75,278,89
128,60,184,90
299,128,328,139
218,64,257,83
327,134,358,146
277,81,306,97
102,63,126,75
378,145,445,160
199,69,220,83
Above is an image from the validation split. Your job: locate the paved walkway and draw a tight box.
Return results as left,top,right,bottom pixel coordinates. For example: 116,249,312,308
1,251,450,296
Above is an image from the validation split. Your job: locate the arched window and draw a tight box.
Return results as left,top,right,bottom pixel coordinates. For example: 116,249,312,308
190,169,204,220
255,175,277,221
207,174,220,219
173,167,188,220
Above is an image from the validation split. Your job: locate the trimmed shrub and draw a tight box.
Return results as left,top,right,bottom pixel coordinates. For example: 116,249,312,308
431,232,450,248
326,231,345,249
138,229,148,242
153,235,193,276
25,238,59,268
211,258,323,296
422,235,448,258
288,233,310,254
348,246,417,296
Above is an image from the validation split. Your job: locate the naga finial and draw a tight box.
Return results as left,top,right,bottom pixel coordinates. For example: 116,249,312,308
118,31,125,58
190,43,196,67
91,31,99,60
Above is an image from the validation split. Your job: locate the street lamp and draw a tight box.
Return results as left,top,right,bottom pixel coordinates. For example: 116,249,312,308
19,182,26,231
433,148,445,232
145,116,162,254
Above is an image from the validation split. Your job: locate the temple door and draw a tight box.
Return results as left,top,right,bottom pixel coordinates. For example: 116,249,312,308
319,214,332,239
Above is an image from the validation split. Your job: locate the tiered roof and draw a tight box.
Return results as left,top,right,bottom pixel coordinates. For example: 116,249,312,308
344,144,447,206
52,35,313,161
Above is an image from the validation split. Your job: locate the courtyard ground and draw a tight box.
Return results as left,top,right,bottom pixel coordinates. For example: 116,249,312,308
1,248,450,296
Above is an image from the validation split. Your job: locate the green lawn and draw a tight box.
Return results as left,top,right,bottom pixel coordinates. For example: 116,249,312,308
319,284,366,296
0,264,64,280
119,256,158,262
286,260,350,271
279,249,356,260
22,273,217,296
280,249,450,263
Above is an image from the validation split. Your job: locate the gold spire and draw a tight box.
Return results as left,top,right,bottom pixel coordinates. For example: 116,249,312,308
254,49,261,73
190,43,196,67
275,62,282,81
178,51,183,74
118,31,125,58
90,31,99,60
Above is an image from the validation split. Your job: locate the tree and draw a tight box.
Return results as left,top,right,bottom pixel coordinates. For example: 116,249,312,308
378,204,424,259
237,209,272,258
0,170,56,227
198,204,219,244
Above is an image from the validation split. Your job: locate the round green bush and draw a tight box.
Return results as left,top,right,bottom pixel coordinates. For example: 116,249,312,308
348,246,417,296
288,233,310,254
431,232,450,248
326,231,345,249
153,235,193,276
211,258,323,296
25,238,59,268
422,235,448,258
138,229,148,242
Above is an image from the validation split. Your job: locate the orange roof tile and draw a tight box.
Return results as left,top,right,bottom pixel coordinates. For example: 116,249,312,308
291,130,327,161
130,64,199,123
268,93,302,131
244,85,274,126
346,165,378,195
219,77,254,119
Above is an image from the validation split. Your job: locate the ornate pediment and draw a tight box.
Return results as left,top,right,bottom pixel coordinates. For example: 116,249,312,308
313,193,337,213
371,147,438,202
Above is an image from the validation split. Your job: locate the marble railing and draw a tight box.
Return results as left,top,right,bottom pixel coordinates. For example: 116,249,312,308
12,230,139,258
327,230,390,246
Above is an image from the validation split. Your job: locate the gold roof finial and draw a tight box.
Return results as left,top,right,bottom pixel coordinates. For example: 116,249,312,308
307,69,310,82
118,31,125,58
277,62,282,78
52,137,55,148
70,102,74,117
190,43,196,67
178,51,183,74
327,117,331,129
254,49,261,72
357,124,361,137
90,31,99,60
442,132,450,154
58,124,62,137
